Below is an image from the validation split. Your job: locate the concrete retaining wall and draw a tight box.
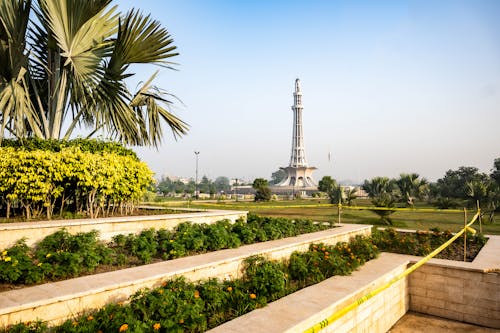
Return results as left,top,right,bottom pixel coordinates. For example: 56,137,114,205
409,265,500,328
408,234,500,329
209,253,411,333
0,209,247,249
210,235,500,332
0,224,370,327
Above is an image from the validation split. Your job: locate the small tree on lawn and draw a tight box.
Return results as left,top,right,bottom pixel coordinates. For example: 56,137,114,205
318,176,344,204
253,178,271,202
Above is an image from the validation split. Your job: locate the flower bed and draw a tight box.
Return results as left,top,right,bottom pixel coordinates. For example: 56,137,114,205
371,227,487,261
0,214,333,287
2,235,379,332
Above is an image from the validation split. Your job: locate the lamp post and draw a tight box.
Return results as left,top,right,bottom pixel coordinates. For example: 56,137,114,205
194,151,200,199
233,178,238,202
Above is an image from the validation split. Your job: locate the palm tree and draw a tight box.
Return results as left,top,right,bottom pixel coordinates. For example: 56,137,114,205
344,187,358,206
362,177,395,198
395,173,429,207
0,0,188,146
362,177,397,225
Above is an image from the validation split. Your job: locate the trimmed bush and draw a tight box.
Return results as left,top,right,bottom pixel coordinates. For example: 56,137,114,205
0,139,153,220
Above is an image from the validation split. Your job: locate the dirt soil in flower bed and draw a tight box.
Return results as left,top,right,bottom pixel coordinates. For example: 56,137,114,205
434,238,485,262
377,229,487,262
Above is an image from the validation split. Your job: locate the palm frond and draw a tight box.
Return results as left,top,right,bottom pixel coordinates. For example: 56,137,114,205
129,72,188,146
109,9,178,75
40,0,117,85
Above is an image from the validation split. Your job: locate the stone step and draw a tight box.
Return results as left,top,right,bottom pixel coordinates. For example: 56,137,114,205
0,223,370,328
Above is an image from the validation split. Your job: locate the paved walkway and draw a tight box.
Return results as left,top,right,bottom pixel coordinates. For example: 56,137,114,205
389,312,500,333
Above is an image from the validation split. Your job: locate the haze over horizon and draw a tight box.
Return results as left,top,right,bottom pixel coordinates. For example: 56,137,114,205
115,0,500,184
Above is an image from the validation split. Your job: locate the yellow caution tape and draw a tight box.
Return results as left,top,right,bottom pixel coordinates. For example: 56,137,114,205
303,211,480,333
466,226,476,234
191,202,464,213
339,205,464,213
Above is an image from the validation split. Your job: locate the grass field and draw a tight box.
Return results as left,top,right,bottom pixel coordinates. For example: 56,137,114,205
159,198,500,235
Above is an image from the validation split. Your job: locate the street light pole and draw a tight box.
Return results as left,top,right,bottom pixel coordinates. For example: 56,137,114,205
194,151,200,199
233,178,238,202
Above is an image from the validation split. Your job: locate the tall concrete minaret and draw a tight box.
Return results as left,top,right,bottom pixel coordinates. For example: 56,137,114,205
290,78,307,167
276,78,317,188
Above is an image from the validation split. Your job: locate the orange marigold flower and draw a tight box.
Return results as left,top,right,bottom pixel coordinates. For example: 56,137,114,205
249,293,257,299
87,315,94,321
119,323,128,332
227,286,233,292
194,290,200,298
153,323,161,330
179,319,184,324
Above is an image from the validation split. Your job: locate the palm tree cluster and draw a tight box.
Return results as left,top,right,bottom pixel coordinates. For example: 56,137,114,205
0,0,188,146
362,173,428,209
360,174,428,225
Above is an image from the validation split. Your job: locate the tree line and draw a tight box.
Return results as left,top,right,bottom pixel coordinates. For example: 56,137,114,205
318,158,500,223
157,176,233,197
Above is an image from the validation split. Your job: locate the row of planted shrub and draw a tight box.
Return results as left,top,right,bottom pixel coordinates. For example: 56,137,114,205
371,227,487,261
0,214,333,285
0,139,153,220
3,235,379,333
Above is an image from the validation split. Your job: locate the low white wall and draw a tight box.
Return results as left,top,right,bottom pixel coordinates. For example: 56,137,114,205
0,224,371,327
209,253,410,333
210,235,500,332
0,209,247,249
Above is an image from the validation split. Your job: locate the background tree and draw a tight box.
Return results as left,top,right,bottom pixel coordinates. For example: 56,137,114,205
318,176,344,204
395,173,429,207
214,176,231,193
157,177,173,196
270,169,287,185
185,180,196,195
431,166,490,208
362,177,397,225
199,176,212,194
318,176,336,193
483,158,500,222
252,178,271,202
0,0,187,146
491,158,500,186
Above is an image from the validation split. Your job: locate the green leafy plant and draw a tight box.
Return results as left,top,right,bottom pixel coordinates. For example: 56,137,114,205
1,236,379,333
0,215,334,286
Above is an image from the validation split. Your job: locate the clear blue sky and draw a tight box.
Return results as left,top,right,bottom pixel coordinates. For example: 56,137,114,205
116,0,500,183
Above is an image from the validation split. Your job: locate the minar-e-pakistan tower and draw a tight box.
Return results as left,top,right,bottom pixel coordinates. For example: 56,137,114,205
276,78,317,188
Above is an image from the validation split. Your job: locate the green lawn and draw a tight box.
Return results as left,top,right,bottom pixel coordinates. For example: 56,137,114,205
159,199,500,235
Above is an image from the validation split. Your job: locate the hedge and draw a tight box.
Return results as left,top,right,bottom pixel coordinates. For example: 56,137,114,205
0,140,153,220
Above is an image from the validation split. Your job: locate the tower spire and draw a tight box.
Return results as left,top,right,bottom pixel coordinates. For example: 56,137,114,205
290,78,307,167
275,79,317,189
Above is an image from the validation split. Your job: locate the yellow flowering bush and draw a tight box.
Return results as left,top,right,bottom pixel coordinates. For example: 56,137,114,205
0,139,153,220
